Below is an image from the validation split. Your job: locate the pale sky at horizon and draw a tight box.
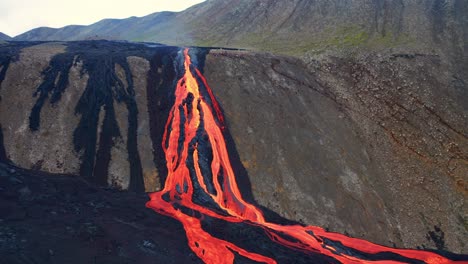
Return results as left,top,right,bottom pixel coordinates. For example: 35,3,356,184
0,0,205,37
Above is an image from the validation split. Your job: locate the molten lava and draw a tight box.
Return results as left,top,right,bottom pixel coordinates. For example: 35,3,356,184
146,49,461,264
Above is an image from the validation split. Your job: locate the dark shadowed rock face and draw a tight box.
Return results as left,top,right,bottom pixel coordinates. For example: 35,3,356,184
0,41,466,256
0,41,180,193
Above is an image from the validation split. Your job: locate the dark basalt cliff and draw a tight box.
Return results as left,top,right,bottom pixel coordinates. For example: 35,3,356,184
0,41,466,258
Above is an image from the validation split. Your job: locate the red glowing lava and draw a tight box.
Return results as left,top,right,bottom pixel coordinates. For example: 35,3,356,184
146,48,461,264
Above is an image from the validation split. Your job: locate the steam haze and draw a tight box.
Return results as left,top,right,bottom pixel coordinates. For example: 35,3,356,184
0,0,205,37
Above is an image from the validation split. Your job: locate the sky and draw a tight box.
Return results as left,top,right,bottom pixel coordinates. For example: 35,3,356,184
0,0,205,37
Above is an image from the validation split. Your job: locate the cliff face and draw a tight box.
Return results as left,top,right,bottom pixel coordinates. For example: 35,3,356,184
203,50,467,252
0,41,466,254
0,42,173,193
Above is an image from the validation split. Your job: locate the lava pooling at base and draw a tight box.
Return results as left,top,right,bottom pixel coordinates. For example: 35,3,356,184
146,48,462,264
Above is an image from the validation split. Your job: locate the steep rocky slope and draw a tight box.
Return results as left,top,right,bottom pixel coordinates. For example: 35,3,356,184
205,49,468,252
0,41,466,256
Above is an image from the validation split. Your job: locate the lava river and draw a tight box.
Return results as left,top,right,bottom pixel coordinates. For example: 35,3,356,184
146,48,464,264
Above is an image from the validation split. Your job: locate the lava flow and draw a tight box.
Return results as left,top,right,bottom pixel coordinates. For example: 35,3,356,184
146,48,462,264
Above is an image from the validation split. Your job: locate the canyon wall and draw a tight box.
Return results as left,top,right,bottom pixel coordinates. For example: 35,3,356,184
0,41,466,253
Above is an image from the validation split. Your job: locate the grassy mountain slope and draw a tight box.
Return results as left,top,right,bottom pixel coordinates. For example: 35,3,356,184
13,0,467,59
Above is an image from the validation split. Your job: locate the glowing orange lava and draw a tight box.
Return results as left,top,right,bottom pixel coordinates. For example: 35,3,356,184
146,48,462,264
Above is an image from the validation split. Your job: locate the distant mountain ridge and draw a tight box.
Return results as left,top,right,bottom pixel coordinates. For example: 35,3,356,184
14,11,176,41
0,32,11,40
12,0,467,59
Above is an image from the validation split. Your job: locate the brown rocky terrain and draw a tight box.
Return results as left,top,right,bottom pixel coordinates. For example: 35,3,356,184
0,40,466,260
